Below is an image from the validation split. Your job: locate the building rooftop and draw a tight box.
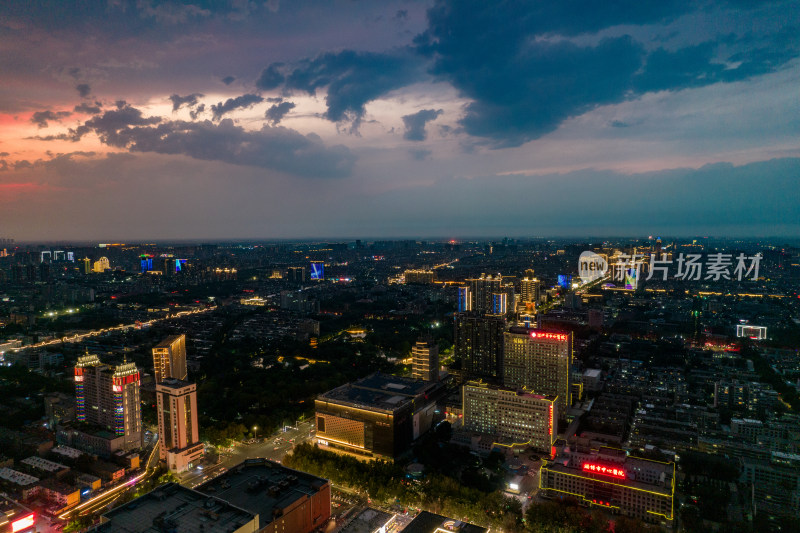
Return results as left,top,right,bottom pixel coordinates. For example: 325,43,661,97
51,445,83,459
195,458,328,528
402,511,487,533
318,372,440,412
339,507,394,533
98,483,255,533
154,335,184,348
0,467,39,486
22,456,69,473
156,377,195,390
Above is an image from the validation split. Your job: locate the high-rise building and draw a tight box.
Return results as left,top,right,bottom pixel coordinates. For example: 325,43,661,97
81,257,91,275
462,381,557,453
466,274,503,314
74,354,142,451
503,327,573,414
152,335,187,384
520,276,541,306
287,266,307,283
457,286,472,312
411,338,439,382
454,314,506,381
156,378,203,473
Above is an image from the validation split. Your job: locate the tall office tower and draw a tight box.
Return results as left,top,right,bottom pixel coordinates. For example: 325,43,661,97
74,354,142,450
152,334,188,384
466,274,503,314
520,276,541,306
82,257,91,275
162,257,176,277
491,292,507,315
411,338,439,382
462,381,557,453
457,286,472,312
503,326,573,415
287,266,307,283
156,378,203,472
454,314,506,381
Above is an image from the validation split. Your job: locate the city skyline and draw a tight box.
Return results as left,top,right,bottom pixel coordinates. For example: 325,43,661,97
1,1,799,240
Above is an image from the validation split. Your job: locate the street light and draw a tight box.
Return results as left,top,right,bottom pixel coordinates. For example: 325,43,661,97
253,426,258,440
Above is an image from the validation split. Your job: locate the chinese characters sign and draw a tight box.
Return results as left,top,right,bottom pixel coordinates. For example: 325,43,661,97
582,463,626,479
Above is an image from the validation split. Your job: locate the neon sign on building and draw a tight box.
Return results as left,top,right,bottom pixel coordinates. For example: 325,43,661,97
548,404,553,436
582,463,626,479
530,331,568,341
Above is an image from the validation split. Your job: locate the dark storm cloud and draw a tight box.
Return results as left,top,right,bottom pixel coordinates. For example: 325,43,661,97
74,102,103,115
35,104,354,178
169,93,204,112
258,49,420,126
76,83,91,98
255,64,285,91
31,110,72,128
221,76,236,85
402,109,443,141
633,30,800,93
189,104,205,120
410,0,800,146
84,104,162,145
265,101,295,125
210,94,264,121
118,120,355,178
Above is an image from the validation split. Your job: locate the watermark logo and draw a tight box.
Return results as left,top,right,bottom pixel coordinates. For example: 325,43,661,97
578,251,608,284
577,251,762,286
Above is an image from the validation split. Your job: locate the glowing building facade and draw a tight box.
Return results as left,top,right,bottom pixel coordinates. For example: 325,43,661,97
462,381,557,453
503,327,573,415
152,334,187,384
540,445,674,527
74,354,142,451
411,338,439,382
156,378,203,473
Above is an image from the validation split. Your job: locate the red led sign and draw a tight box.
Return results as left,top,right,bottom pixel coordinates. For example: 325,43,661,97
113,373,140,386
582,463,625,479
530,331,568,341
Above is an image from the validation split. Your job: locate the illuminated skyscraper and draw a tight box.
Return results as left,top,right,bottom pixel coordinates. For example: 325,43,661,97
520,276,541,306
152,335,188,384
454,314,506,381
411,338,439,382
156,378,203,472
74,354,142,450
457,286,472,312
82,257,91,275
503,327,573,414
466,274,503,314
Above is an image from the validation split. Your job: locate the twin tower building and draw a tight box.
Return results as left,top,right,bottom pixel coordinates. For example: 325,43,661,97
72,334,202,473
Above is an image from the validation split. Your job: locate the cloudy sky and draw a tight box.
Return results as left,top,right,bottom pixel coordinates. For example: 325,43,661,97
1,0,798,241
